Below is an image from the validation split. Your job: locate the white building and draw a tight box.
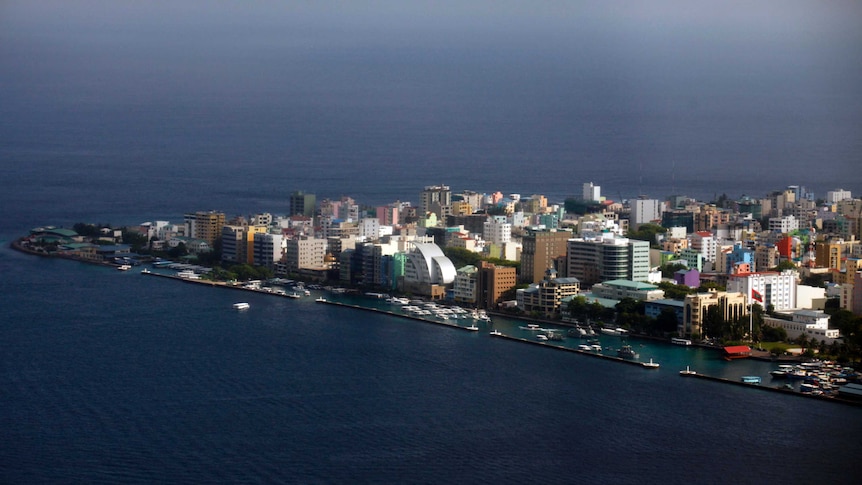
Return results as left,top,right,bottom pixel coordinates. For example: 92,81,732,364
403,242,457,286
727,270,797,311
358,218,381,240
632,199,663,229
284,236,328,272
689,231,717,263
483,217,511,246
768,215,799,234
453,265,478,304
825,189,852,203
583,182,601,202
764,310,840,344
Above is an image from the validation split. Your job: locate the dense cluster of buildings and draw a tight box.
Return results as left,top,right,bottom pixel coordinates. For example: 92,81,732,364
26,182,862,342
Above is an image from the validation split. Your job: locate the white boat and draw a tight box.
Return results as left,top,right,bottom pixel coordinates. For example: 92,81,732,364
590,344,602,352
232,302,250,310
117,264,132,271
671,338,692,346
643,359,660,369
617,345,639,360
287,293,301,299
315,297,327,303
600,327,628,337
537,334,549,341
679,366,697,376
489,329,503,336
466,324,479,331
578,344,592,351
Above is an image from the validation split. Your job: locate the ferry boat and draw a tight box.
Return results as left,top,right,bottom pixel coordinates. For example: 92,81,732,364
232,302,250,310
671,337,692,346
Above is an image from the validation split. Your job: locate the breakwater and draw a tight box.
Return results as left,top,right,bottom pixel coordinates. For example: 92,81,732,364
682,372,862,408
490,333,659,369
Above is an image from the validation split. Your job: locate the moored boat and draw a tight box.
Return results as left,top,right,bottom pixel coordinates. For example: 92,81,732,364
671,337,692,346
643,358,660,369
741,376,762,385
679,366,697,376
617,345,639,360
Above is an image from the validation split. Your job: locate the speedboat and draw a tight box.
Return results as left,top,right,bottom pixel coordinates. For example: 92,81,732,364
489,329,503,336
537,334,549,341
315,297,327,303
232,302,250,310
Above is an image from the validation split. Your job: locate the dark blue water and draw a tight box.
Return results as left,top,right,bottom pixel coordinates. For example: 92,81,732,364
1,2,861,482
1,249,860,483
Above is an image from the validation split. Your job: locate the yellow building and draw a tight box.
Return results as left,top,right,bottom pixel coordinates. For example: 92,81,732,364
681,290,747,338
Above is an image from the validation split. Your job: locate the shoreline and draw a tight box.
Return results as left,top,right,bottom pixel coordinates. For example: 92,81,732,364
15,243,861,407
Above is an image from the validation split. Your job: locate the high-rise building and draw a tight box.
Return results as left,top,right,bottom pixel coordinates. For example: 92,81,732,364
184,211,226,246
566,236,649,286
726,270,798,311
583,182,601,202
420,185,451,219
632,198,662,230
520,228,572,283
289,191,316,218
476,261,517,309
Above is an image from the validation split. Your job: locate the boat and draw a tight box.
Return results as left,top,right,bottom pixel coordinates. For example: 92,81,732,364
232,302,250,310
617,345,639,360
519,324,543,331
671,337,692,346
578,344,592,351
741,376,762,385
287,293,301,299
679,366,697,376
489,329,503,336
769,369,788,378
117,264,132,271
569,327,588,338
466,324,479,331
590,344,602,352
537,334,549,341
643,358,659,369
315,297,327,303
141,268,150,274
600,327,628,337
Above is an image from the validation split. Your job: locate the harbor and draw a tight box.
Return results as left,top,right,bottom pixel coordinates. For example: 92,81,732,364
138,266,860,407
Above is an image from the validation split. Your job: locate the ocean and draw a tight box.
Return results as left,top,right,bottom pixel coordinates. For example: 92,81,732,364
1,1,861,483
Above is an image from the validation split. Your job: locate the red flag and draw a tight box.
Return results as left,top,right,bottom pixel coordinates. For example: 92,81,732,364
751,289,763,303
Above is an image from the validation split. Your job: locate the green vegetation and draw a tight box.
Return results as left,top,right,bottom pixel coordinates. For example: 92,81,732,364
442,247,520,272
656,281,695,300
770,260,798,272
626,223,667,246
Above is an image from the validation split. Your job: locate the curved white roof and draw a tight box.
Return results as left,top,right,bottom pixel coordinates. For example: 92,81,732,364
411,242,456,284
